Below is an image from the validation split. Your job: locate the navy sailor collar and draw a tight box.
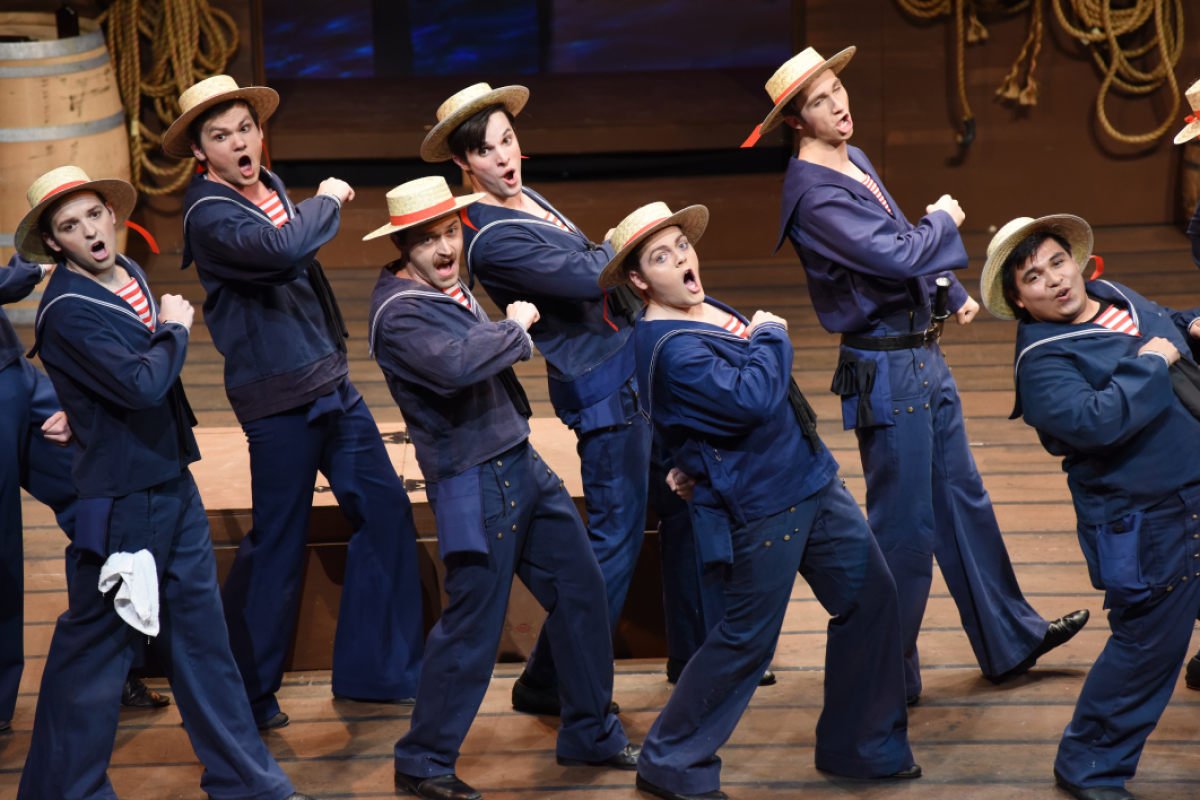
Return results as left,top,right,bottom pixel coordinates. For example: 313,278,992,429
29,254,157,357
367,269,484,357
774,145,902,255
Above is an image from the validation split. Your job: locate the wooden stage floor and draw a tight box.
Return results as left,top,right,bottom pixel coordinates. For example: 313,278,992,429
7,219,1200,798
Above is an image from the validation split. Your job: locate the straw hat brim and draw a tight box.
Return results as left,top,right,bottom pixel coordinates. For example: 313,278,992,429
980,214,1093,321
1174,120,1200,146
362,193,485,241
15,179,137,263
420,86,530,163
161,87,281,159
598,206,710,289
760,46,856,136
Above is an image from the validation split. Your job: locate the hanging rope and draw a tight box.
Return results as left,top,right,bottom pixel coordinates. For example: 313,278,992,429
99,0,240,195
1052,0,1185,145
895,0,1185,147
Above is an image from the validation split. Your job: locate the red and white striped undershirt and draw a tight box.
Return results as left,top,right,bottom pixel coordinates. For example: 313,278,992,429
542,210,570,231
116,278,155,330
723,314,749,339
443,284,472,309
1094,304,1140,336
860,175,892,214
257,191,289,228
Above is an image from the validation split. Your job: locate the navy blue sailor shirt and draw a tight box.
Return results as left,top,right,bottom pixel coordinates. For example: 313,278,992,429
778,146,968,335
28,255,198,498
181,168,350,423
368,269,534,484
1012,279,1200,526
461,187,637,430
1,254,49,372
634,298,839,530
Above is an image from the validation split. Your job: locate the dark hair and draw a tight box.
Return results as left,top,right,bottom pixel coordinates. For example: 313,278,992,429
447,103,515,161
1000,231,1074,322
188,99,260,154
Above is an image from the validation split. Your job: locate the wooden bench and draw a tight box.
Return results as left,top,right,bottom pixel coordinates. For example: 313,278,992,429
193,418,668,671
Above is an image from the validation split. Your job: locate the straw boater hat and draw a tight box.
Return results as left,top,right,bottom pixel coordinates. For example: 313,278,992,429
161,75,280,159
362,176,484,241
741,46,856,148
421,82,530,163
980,215,1094,320
1173,79,1200,145
597,202,709,289
15,166,137,262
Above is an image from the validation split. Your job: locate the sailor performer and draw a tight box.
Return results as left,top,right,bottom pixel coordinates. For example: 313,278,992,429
420,83,659,712
602,202,916,800
166,75,425,727
2,248,172,732
745,46,1088,700
983,214,1200,800
14,166,314,800
365,177,638,800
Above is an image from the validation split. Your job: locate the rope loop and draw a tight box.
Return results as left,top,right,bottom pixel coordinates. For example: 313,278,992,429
99,0,240,195
896,0,1184,145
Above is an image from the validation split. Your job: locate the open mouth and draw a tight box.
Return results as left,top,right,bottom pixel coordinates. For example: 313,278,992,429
836,112,853,134
1056,287,1071,302
682,268,700,293
237,154,254,177
502,168,517,187
435,259,456,278
89,240,109,262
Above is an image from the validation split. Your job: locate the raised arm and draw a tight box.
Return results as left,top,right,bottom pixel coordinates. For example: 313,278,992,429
1,255,48,305
793,187,968,282
660,322,792,437
186,194,341,285
1019,351,1175,454
43,304,189,410
377,306,533,397
475,226,615,301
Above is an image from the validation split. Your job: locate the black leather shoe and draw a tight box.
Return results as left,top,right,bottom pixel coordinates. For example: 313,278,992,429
121,674,170,708
511,670,619,716
333,693,416,705
635,773,728,800
906,694,920,707
891,764,922,779
988,609,1090,684
1054,768,1134,799
0,719,10,732
558,743,640,770
666,658,774,687
395,771,482,800
1185,654,1200,690
257,711,289,731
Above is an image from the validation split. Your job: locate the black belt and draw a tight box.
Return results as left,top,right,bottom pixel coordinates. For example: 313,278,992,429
841,330,935,351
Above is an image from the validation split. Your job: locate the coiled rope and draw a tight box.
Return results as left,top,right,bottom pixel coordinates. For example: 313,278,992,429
895,0,1185,146
99,0,239,195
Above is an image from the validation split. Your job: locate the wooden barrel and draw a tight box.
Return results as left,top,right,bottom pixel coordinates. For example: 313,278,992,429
0,13,129,264
1184,140,1200,223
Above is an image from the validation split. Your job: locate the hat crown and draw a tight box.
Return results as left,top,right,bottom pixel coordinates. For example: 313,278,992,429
27,165,94,208
766,47,827,103
987,217,1037,259
179,75,241,114
437,83,496,123
386,176,455,218
612,202,676,252
1187,79,1200,112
